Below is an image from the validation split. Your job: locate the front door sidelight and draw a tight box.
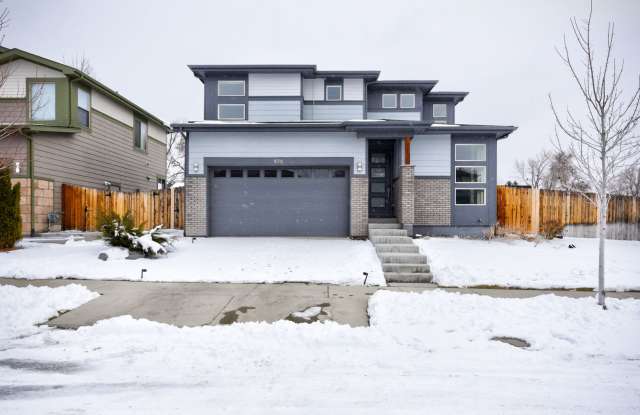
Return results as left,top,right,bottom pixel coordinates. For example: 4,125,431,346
369,143,394,217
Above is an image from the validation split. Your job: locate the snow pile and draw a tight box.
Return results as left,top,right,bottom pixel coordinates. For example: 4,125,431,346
0,284,98,339
1,237,385,285
0,286,639,413
417,236,640,290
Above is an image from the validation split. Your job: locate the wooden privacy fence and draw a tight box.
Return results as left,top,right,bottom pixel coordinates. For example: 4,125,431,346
62,184,184,232
497,185,640,236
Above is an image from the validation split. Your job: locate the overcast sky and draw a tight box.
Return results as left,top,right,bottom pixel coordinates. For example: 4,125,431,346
6,0,640,182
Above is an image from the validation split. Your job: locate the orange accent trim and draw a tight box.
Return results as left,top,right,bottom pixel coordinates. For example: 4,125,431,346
403,136,412,165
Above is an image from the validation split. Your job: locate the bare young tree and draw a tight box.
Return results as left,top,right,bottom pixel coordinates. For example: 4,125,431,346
64,54,94,76
543,150,590,192
549,1,640,308
514,150,551,188
166,130,185,187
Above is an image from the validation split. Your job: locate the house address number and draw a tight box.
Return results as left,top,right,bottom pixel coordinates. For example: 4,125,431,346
273,159,284,165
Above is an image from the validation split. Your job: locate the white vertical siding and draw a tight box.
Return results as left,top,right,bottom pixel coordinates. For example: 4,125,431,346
0,59,63,98
412,134,451,176
248,101,301,122
248,73,301,96
302,78,325,100
303,104,364,121
343,78,364,101
188,131,366,174
367,111,422,121
91,89,134,127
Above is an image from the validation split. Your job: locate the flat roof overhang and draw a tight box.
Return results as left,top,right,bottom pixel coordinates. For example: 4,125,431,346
172,121,517,139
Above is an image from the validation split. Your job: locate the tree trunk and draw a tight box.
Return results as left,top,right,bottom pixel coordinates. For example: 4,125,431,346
597,195,606,308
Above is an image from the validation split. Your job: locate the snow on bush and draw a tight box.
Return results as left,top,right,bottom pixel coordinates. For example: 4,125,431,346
0,284,99,339
99,211,174,257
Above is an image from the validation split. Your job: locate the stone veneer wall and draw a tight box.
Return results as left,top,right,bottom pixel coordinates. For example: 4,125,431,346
350,176,368,237
184,176,207,236
414,178,451,225
10,178,54,235
397,165,415,227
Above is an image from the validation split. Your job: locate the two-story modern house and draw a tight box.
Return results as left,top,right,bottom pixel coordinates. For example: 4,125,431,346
0,48,168,235
172,65,516,238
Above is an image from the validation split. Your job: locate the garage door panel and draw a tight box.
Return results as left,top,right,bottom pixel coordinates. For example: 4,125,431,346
209,168,349,236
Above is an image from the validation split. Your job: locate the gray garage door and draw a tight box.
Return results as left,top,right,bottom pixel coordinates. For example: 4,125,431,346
209,167,350,236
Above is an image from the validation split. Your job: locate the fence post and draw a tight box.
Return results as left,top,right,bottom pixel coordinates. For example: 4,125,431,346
170,188,175,229
530,188,540,234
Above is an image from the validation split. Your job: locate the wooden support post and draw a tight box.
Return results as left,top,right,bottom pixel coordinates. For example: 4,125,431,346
170,188,175,229
403,136,412,165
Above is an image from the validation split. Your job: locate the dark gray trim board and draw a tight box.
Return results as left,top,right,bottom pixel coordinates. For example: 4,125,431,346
414,226,492,238
202,156,356,175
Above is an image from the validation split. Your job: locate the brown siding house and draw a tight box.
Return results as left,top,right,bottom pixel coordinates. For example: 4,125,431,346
0,48,168,234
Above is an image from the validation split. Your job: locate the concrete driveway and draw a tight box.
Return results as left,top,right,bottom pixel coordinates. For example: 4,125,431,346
2,278,639,328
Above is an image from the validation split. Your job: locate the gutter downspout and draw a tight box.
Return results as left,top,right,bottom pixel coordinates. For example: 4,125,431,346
22,130,35,236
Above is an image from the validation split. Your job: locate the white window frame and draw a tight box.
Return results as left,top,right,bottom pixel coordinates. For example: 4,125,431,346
455,166,486,184
217,104,246,120
381,93,397,109
399,93,415,109
217,80,245,97
325,85,342,101
455,143,486,162
433,103,448,118
454,188,486,206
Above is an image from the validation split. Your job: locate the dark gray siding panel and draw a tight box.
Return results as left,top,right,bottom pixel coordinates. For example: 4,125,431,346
209,167,350,236
423,99,456,124
450,136,497,227
33,111,166,212
203,74,249,120
367,88,424,115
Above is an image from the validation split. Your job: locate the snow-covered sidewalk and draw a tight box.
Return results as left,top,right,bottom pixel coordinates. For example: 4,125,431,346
0,284,639,413
0,237,385,285
417,236,640,291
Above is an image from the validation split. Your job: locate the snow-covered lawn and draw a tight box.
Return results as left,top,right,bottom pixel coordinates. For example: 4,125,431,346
0,237,384,285
417,236,640,291
1,284,639,413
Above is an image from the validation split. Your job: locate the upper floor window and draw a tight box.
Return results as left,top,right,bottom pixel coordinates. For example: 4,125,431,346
30,82,56,121
455,166,486,183
400,94,415,109
382,93,397,108
433,103,447,118
218,80,245,96
326,85,342,101
134,118,147,150
455,144,486,162
77,87,90,128
218,104,245,120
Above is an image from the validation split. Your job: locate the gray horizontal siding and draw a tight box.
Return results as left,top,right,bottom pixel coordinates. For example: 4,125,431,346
0,132,28,175
248,100,300,122
367,111,421,121
302,104,363,121
188,131,365,175
412,134,451,176
33,111,166,212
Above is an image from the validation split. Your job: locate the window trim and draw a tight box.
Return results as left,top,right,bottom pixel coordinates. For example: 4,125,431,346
325,85,342,101
432,103,448,118
454,188,487,206
381,93,397,109
455,143,486,162
399,93,415,109
455,165,487,184
29,81,57,122
217,80,246,97
217,104,246,120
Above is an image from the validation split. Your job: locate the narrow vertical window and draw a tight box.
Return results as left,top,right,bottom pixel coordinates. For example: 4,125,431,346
134,118,148,150
77,87,90,127
30,82,56,121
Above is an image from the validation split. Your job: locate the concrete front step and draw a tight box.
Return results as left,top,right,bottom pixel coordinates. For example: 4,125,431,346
368,218,399,224
384,272,434,283
378,253,428,264
375,244,420,254
382,263,431,273
370,236,414,245
368,223,402,230
368,228,408,237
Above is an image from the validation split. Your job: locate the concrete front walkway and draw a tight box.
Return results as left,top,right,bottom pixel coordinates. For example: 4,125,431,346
2,278,639,328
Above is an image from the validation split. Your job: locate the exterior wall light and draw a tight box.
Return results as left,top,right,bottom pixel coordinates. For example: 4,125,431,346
356,161,364,174
193,162,200,173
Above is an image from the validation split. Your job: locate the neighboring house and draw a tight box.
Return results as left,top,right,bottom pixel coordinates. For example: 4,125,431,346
172,65,516,237
0,48,168,235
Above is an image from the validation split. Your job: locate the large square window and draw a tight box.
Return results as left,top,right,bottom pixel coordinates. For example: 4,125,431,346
455,189,485,205
400,94,415,109
218,104,245,120
455,166,486,183
381,94,397,109
30,82,56,121
433,103,447,118
218,80,245,96
455,144,486,161
326,85,342,101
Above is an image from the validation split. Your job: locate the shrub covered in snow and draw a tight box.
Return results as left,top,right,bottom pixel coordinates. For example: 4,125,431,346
0,167,22,249
98,211,173,257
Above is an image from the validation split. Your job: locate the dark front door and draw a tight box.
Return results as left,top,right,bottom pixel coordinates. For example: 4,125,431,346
368,141,394,217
